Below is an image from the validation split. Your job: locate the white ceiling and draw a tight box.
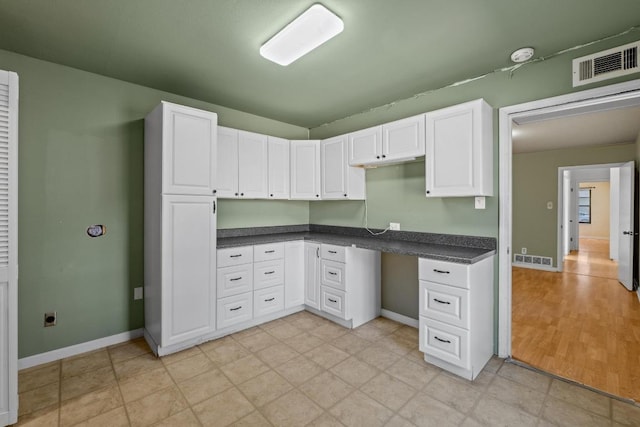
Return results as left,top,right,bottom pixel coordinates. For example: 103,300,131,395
512,105,640,154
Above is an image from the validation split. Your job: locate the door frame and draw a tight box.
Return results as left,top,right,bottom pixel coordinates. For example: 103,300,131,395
498,78,640,358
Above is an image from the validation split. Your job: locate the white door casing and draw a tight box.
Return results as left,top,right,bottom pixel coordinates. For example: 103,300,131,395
610,167,620,261
498,79,640,358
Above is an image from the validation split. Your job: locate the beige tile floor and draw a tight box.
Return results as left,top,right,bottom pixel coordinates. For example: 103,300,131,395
16,311,640,426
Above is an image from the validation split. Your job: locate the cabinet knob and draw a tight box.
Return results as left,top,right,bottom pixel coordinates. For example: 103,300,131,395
270,194,274,197
240,193,244,196
212,189,217,194
426,190,430,194
376,155,380,159
316,194,319,197
235,193,239,196
344,194,347,197
382,154,386,158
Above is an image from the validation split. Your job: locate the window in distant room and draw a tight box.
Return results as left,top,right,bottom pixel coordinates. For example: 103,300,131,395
578,188,591,224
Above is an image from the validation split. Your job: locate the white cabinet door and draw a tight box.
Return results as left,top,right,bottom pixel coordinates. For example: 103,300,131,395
162,102,217,196
321,136,348,199
383,114,425,162
162,195,216,346
284,241,305,308
348,126,382,166
0,70,17,426
216,126,239,198
304,242,321,309
268,137,290,199
425,99,493,197
238,131,268,198
290,140,321,200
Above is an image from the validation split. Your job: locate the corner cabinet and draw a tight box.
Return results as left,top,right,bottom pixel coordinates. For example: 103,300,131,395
321,135,365,200
144,102,218,356
425,99,493,197
291,140,321,200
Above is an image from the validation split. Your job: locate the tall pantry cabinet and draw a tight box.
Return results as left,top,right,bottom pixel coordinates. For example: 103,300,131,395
144,102,218,356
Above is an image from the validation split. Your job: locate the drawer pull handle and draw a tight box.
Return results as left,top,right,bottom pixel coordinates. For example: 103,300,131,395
433,269,450,274
265,250,275,253
433,298,450,305
264,271,275,275
230,306,242,311
328,250,337,254
230,254,243,258
265,297,275,302
328,271,337,276
230,277,242,281
328,298,337,303
434,336,451,344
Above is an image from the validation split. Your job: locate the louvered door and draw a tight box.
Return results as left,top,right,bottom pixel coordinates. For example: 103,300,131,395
0,70,17,426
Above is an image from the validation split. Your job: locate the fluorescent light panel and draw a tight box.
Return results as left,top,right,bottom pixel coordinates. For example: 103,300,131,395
260,4,343,66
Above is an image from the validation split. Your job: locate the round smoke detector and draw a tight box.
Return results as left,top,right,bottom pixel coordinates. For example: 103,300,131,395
510,47,534,63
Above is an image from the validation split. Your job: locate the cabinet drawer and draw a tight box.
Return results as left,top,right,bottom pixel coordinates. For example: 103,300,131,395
320,286,347,320
218,246,253,268
321,244,346,263
419,317,469,369
419,281,469,329
254,285,285,318
217,293,253,329
418,258,470,289
254,242,285,262
217,265,253,298
254,259,284,290
321,259,345,290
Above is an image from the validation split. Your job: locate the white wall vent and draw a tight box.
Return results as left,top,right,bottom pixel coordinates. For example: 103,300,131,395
514,254,553,270
572,40,639,87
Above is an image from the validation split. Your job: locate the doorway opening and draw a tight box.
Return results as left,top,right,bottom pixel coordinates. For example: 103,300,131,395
499,79,640,401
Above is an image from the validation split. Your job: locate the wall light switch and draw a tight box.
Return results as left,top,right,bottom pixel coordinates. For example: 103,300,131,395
547,201,553,209
475,197,486,209
134,287,143,300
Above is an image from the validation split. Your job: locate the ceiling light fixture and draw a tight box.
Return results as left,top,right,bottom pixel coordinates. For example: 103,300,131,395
510,47,535,63
260,4,344,66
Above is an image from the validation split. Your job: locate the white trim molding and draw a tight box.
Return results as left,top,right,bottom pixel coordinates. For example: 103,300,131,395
512,262,558,273
18,329,144,370
499,78,640,358
380,309,419,328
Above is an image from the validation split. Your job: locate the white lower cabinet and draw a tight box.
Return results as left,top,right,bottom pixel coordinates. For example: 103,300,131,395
284,241,305,308
254,286,285,317
418,256,494,380
316,244,381,328
217,292,253,329
304,242,321,309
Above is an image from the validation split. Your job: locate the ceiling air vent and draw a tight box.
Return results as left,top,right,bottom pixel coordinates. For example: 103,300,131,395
572,40,640,87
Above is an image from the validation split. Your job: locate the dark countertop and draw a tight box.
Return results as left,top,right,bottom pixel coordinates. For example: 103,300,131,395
217,225,496,264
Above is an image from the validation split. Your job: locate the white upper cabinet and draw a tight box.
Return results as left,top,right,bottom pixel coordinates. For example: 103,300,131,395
290,140,321,200
425,99,493,197
148,102,217,195
216,126,239,198
348,126,382,165
348,114,425,166
268,136,290,199
238,130,268,198
382,114,425,162
321,135,365,200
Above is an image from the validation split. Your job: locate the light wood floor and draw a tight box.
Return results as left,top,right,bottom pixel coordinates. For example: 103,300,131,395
512,239,640,402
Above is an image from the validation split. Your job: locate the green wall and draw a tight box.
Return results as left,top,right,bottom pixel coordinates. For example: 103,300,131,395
309,31,640,321
0,49,308,358
513,144,636,266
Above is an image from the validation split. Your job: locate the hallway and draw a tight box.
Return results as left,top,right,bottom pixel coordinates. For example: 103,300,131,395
511,239,640,402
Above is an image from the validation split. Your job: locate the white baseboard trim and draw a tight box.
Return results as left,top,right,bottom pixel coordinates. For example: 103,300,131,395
19,328,144,371
380,309,418,328
512,262,558,272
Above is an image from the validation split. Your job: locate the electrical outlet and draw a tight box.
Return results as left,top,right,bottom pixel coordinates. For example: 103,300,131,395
521,248,527,255
134,287,143,300
475,196,486,209
389,222,400,231
44,312,56,327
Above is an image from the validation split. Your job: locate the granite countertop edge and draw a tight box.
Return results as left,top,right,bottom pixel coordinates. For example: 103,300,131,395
217,228,496,264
